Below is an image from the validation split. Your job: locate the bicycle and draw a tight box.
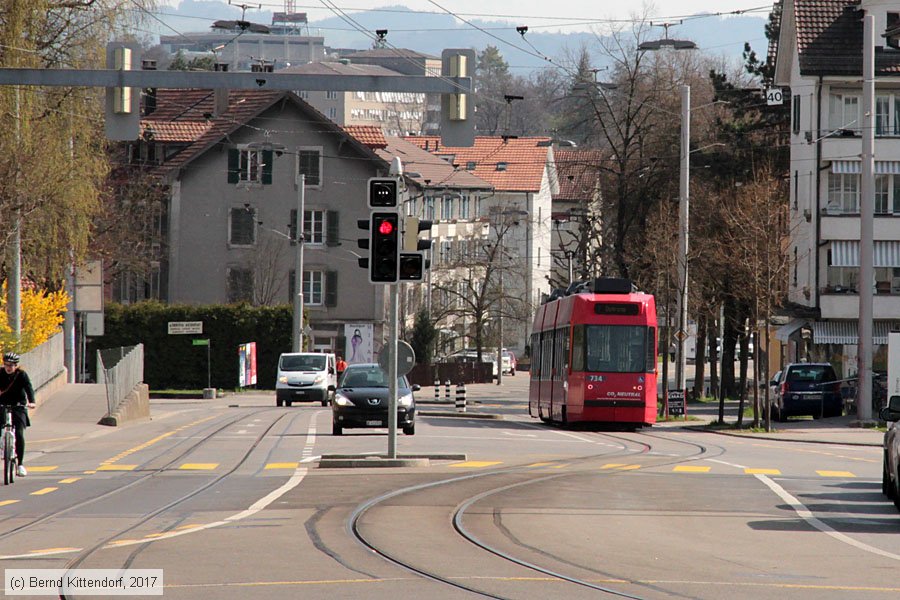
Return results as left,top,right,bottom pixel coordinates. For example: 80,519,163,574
1,407,16,485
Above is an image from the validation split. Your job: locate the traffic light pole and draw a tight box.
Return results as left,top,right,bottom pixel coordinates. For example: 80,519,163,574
292,174,306,352
387,282,399,459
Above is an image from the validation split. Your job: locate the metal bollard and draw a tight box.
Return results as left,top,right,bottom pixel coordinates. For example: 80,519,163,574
444,380,451,403
455,382,466,412
434,380,440,402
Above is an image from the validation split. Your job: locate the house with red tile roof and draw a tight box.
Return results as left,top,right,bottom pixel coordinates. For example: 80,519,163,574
404,135,558,353
773,0,900,368
120,87,413,356
551,149,604,289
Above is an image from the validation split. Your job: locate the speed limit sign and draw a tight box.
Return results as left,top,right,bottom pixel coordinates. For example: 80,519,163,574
766,88,784,106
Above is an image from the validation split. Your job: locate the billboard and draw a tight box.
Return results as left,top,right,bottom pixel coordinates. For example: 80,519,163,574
344,324,374,365
238,342,257,387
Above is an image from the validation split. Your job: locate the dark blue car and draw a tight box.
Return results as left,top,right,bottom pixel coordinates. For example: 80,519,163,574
771,363,841,420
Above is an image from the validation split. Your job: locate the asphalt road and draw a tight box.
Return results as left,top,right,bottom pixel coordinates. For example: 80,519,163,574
1,377,898,599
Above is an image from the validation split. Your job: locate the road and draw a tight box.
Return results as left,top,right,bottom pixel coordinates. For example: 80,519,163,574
0,377,897,599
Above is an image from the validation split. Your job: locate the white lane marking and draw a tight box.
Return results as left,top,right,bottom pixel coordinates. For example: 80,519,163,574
755,474,900,562
708,458,748,469
0,413,322,559
502,432,537,438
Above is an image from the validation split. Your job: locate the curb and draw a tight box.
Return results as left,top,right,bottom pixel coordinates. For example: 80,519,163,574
419,411,503,419
682,425,882,447
318,457,430,468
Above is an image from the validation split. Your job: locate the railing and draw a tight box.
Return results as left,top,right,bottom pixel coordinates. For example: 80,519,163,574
21,332,65,392
96,344,144,417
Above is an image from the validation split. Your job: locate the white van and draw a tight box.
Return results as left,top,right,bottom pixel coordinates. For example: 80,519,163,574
276,352,337,407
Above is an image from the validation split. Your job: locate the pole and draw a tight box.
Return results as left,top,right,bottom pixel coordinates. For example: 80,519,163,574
292,174,306,352
675,84,690,395
207,340,211,389
387,283,399,458
496,267,503,386
8,86,21,341
64,256,76,383
858,15,874,423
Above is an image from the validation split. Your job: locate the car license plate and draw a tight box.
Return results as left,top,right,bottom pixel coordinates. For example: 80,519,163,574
806,393,822,400
294,391,305,396
366,420,382,426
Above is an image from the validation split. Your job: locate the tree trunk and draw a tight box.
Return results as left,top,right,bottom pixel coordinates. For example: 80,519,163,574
692,313,707,401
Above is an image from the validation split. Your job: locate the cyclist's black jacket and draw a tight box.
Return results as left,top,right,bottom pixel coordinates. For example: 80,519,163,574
0,369,34,427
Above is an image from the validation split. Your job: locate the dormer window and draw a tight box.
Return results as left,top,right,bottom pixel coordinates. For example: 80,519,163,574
496,162,508,171
466,161,476,170
889,13,900,49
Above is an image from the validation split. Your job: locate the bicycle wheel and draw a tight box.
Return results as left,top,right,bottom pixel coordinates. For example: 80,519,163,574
3,432,12,485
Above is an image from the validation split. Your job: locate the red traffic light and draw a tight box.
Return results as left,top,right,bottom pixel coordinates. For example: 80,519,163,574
378,220,395,235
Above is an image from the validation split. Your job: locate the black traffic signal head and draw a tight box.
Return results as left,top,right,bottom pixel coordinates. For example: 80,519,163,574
399,252,427,281
368,177,399,208
369,212,400,283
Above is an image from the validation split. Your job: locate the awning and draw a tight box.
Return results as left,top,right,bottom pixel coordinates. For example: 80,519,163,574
829,240,900,267
830,160,900,174
811,320,900,344
774,318,807,342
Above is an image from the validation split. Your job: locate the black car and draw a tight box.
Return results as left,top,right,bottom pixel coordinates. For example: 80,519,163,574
770,362,842,420
881,395,900,510
332,364,418,436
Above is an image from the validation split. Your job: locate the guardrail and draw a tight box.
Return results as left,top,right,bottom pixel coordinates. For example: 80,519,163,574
97,344,144,417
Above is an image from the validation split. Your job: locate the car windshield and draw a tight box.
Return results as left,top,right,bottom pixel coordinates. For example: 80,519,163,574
786,366,834,383
281,355,326,371
340,368,408,389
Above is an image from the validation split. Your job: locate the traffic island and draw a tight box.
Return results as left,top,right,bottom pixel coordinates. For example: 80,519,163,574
317,453,467,469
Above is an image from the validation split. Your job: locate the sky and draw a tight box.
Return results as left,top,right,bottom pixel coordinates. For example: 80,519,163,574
153,1,770,33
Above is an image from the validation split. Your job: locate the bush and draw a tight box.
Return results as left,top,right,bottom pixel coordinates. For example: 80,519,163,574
0,281,69,352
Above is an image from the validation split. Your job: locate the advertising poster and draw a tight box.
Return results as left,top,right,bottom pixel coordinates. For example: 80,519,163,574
344,324,374,364
238,342,257,387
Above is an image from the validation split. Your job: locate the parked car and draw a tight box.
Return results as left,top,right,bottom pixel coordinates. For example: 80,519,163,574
770,363,842,421
504,350,517,376
332,363,418,436
275,352,336,407
881,395,900,510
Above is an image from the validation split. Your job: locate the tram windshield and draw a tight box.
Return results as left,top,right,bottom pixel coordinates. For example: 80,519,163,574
582,325,652,373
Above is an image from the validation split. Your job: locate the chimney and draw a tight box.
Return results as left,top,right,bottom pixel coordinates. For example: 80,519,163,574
142,59,157,116
214,89,229,118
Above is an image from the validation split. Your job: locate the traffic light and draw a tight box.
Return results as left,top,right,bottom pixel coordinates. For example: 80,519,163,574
369,212,400,283
367,177,399,208
357,218,370,270
402,217,434,252
399,252,429,281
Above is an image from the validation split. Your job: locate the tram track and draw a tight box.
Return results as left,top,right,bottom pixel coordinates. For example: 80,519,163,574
349,427,722,599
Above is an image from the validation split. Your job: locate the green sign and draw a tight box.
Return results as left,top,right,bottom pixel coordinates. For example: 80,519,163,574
192,339,210,346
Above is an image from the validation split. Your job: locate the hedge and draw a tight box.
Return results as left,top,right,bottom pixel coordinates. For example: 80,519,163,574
86,302,292,390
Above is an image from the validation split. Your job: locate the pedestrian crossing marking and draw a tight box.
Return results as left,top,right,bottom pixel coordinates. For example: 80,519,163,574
527,462,553,467
0,500,19,507
97,464,137,471
30,487,58,496
673,465,711,473
27,466,57,472
817,470,855,477
179,463,218,470
745,468,781,475
265,462,299,470
58,478,80,484
450,461,502,468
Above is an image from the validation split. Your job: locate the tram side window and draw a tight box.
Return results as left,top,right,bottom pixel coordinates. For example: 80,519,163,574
541,332,553,381
645,327,657,372
555,327,569,379
530,333,541,380
571,325,585,372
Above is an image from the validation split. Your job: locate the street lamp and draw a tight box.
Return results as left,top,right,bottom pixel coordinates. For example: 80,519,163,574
494,208,529,386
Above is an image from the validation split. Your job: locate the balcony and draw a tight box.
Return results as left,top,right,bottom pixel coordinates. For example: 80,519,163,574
820,285,900,319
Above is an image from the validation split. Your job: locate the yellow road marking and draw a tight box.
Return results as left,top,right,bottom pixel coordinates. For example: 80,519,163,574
527,462,553,467
107,540,141,546
97,464,137,471
601,464,641,470
0,500,19,507
817,470,856,477
745,468,781,475
450,461,502,468
26,466,57,472
30,436,79,444
30,487,58,496
30,548,79,554
58,477,80,484
175,524,203,530
550,463,570,469
673,465,711,473
265,462,299,470
97,414,220,469
179,463,218,470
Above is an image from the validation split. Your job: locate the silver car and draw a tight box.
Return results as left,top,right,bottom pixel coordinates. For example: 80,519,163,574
881,395,900,511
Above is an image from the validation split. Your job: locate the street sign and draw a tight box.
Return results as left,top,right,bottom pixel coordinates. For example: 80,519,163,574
192,338,209,346
169,321,203,335
668,389,686,417
674,329,688,342
765,87,784,105
378,340,416,376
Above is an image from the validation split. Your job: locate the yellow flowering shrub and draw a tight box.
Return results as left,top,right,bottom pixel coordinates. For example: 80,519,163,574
0,281,69,353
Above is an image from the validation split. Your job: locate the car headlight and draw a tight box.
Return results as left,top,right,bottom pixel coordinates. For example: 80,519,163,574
333,393,354,407
398,393,414,407
278,376,288,384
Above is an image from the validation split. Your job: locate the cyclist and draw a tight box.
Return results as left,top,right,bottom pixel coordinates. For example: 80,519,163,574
0,352,35,477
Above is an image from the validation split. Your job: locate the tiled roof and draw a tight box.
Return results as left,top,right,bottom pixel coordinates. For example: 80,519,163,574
140,120,211,143
794,0,900,75
554,149,603,201
343,125,388,149
376,136,492,190
402,136,552,193
279,61,402,77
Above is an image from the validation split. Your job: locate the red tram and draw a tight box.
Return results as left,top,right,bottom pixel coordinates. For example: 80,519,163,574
528,278,657,427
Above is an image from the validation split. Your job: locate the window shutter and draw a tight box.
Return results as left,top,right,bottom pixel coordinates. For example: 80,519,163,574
289,209,298,246
326,210,340,246
262,149,274,185
227,149,240,183
325,270,338,307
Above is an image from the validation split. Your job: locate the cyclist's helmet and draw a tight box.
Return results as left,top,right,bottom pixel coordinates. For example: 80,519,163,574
3,352,19,365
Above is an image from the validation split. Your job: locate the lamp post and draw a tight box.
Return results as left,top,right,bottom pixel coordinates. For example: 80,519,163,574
494,209,529,386
293,173,306,352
